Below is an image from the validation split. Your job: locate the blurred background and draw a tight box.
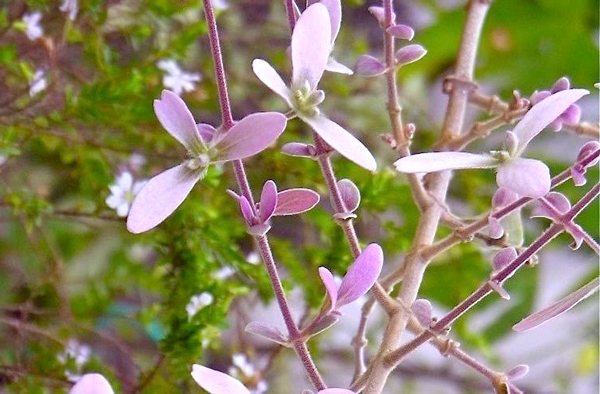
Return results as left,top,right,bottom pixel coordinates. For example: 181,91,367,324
0,0,598,393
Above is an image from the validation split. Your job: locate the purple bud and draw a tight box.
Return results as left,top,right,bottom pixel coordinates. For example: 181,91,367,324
395,44,427,65
506,364,530,381
386,24,414,41
258,180,277,223
530,90,551,105
355,55,386,77
281,142,317,158
337,179,360,212
245,321,289,346
336,244,384,308
566,222,584,250
238,196,256,226
504,130,518,157
492,188,518,209
274,188,320,216
492,247,517,272
576,141,600,165
551,77,570,93
411,299,433,327
368,6,394,27
571,166,587,187
561,104,581,125
488,216,504,239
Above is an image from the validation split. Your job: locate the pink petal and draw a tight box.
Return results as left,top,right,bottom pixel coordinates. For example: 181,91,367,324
513,277,599,332
69,374,115,394
326,57,354,75
496,158,550,198
337,179,360,212
258,180,277,223
318,267,338,312
395,44,427,65
492,247,517,272
354,55,386,77
274,188,320,216
127,164,201,233
386,24,414,40
411,299,433,327
191,364,251,394
492,187,518,209
154,90,204,152
512,89,588,155
244,321,288,346
488,216,504,239
336,244,383,308
300,113,376,171
238,196,256,226
551,77,570,93
252,59,293,106
394,152,498,173
310,0,341,44
197,123,216,143
318,390,356,394
561,104,581,125
213,112,287,162
292,3,331,89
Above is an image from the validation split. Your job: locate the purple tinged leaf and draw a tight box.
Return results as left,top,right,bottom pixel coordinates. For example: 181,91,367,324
252,59,293,106
154,90,205,152
127,164,201,233
531,192,571,220
191,364,251,394
226,189,241,201
281,142,317,158
551,77,570,93
386,24,414,40
213,112,287,162
368,6,394,27
394,152,498,173
492,247,517,272
318,267,338,313
247,223,271,237
238,196,255,226
69,374,115,394
496,158,550,198
488,216,504,239
513,277,599,332
512,89,588,155
244,321,289,346
492,187,518,209
258,180,277,223
197,123,216,143
354,55,386,77
336,244,384,308
488,280,510,300
337,179,360,212
274,188,320,216
395,44,427,65
291,3,331,89
299,113,377,171
411,299,433,327
506,365,529,381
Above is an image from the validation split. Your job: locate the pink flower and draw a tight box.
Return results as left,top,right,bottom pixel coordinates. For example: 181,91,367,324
127,90,287,233
252,3,376,171
69,374,114,394
394,89,588,198
191,364,355,394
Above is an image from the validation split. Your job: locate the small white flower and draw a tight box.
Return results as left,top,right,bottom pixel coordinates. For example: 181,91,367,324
106,172,147,217
214,265,236,279
59,0,78,21
212,0,229,10
29,70,47,97
231,353,255,376
58,340,91,369
252,380,268,394
186,292,214,318
128,153,146,171
22,12,44,40
157,59,201,96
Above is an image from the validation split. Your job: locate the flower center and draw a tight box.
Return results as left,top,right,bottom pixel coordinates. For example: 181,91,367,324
292,81,324,117
490,150,511,163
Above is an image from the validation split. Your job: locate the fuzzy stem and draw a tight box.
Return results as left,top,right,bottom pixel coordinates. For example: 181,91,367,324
202,0,325,389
